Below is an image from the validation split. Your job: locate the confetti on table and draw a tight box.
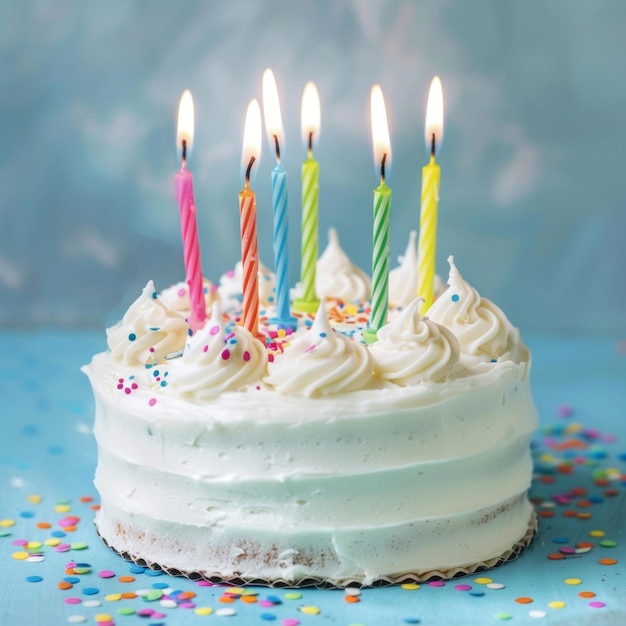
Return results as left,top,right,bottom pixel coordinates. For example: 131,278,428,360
194,607,214,616
284,592,302,600
547,601,566,609
300,605,321,615
215,607,237,616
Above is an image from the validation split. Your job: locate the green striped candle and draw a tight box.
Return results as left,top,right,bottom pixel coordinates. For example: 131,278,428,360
364,84,392,344
366,180,391,340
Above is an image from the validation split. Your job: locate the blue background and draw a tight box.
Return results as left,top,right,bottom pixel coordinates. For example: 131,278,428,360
1,0,625,332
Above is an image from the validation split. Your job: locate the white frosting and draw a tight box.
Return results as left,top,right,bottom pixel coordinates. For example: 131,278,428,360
427,256,526,367
218,260,275,312
315,228,371,302
389,230,419,308
86,350,537,585
159,279,218,315
168,302,267,401
371,298,460,385
106,281,188,366
389,231,446,308
264,304,373,397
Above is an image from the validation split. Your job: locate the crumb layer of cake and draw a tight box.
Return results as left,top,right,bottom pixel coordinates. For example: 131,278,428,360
95,497,535,587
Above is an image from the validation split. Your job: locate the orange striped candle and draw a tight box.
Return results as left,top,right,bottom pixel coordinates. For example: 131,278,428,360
239,99,262,337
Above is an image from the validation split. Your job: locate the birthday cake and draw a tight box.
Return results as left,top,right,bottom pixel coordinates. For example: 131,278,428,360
83,233,538,587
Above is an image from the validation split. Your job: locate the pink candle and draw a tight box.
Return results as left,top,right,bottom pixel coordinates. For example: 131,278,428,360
176,90,206,331
239,187,259,335
240,99,262,337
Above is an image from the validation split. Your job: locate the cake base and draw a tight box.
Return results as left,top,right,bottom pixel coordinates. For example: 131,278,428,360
95,510,537,589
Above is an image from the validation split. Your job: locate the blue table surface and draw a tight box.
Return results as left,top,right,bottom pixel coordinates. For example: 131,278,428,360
1,330,625,626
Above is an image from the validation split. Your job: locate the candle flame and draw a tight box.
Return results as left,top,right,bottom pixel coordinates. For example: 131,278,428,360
370,84,392,180
301,81,321,150
176,89,194,159
425,76,444,156
262,68,284,160
241,99,262,183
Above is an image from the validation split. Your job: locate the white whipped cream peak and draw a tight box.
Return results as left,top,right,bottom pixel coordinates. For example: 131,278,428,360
106,281,189,366
315,228,371,302
427,256,524,366
389,231,445,308
170,301,267,400
218,259,276,312
389,230,418,308
372,298,460,384
264,301,373,397
159,278,217,314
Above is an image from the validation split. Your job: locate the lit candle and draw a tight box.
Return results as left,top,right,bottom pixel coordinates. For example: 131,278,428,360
262,69,297,330
417,76,444,315
175,89,206,332
293,81,321,313
363,84,392,345
239,99,262,337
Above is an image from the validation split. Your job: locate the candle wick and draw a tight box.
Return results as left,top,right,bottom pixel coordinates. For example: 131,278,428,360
380,152,387,183
181,139,187,168
430,133,436,158
308,131,313,155
273,134,281,162
245,155,256,183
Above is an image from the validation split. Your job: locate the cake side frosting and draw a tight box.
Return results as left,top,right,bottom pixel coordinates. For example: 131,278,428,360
88,357,535,584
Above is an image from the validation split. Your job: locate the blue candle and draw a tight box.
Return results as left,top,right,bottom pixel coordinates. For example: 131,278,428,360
270,160,291,320
263,69,297,330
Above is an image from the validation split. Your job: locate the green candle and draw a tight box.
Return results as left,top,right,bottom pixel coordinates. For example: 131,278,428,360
294,82,321,313
367,179,391,339
364,85,392,344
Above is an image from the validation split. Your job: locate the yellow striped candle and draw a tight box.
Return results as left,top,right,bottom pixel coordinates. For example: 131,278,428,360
417,76,444,315
363,84,392,345
294,82,321,313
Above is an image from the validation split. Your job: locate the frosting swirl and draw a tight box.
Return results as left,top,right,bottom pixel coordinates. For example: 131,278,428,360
371,298,460,384
389,231,445,308
315,228,371,302
427,256,523,366
265,303,373,397
106,281,188,366
389,231,419,308
159,279,217,315
218,260,276,313
170,301,267,400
